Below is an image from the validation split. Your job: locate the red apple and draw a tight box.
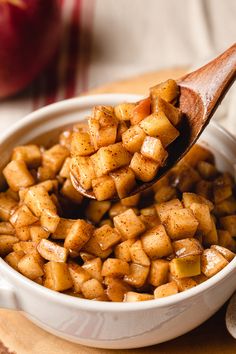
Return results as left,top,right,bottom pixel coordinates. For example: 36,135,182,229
0,0,61,98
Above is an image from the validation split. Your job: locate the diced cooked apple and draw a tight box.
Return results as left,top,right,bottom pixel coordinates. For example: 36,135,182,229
81,278,105,299
114,209,146,239
110,167,136,199
193,273,208,285
155,198,183,223
44,261,73,291
37,179,58,193
105,278,131,302
217,173,234,188
197,161,218,180
30,225,50,242
154,185,177,203
95,143,132,175
214,183,232,204
213,173,234,199
90,151,105,177
18,253,44,280
5,189,18,201
195,180,213,200
152,174,169,192
59,157,71,179
130,98,151,125
139,112,179,147
0,235,19,256
88,106,118,149
13,241,37,254
70,156,96,190
92,175,116,201
0,222,15,235
52,218,75,240
114,103,136,121
124,292,154,302
214,196,236,217
163,208,199,240
37,239,68,263
189,203,212,235
150,79,179,103
169,275,197,291
139,206,160,229
130,240,150,266
70,131,95,157
141,136,168,165
15,226,31,241
101,258,129,277
109,202,129,219
40,209,60,233
218,229,235,251
9,205,38,228
99,219,113,227
141,225,173,259
24,185,56,217
140,206,157,217
140,214,160,230
121,193,140,207
94,224,121,250
82,257,103,282
201,248,228,277
82,234,112,259
0,193,17,221
12,145,41,168
151,96,182,126
220,215,236,236
114,239,136,262
59,130,72,149
211,245,235,262
182,192,213,211
68,262,91,292
203,216,218,246
122,125,146,153
4,250,25,271
148,259,169,287
42,144,69,174
85,200,111,224
64,220,94,252
3,160,35,191
154,281,178,299
173,238,203,258
170,255,201,278
170,164,201,192
123,263,149,288
60,178,83,204
79,252,95,262
180,144,214,167
116,121,128,141
130,152,159,182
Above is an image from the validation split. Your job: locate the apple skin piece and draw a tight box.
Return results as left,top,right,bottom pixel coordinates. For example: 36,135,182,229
0,0,61,98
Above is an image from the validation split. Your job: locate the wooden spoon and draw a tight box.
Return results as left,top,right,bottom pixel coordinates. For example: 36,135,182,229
71,43,236,200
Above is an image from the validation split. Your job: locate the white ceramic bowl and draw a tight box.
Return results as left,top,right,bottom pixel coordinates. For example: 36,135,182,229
0,94,236,349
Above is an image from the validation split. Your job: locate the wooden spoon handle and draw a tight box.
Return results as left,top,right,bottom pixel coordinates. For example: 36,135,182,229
179,43,236,119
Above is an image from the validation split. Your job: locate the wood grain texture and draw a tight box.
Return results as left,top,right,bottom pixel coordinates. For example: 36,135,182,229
178,43,236,152
0,67,235,354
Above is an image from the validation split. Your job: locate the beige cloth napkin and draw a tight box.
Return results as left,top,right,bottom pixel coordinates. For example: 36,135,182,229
0,0,235,133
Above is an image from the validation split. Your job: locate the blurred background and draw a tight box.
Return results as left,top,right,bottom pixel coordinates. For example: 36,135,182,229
0,0,235,130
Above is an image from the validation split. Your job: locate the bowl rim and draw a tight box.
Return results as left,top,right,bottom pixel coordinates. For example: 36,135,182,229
0,93,236,313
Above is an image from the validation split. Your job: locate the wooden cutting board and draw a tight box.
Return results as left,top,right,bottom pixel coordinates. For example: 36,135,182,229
0,67,236,354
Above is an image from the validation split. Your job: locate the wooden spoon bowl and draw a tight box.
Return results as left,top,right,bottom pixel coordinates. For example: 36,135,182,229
71,43,236,200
